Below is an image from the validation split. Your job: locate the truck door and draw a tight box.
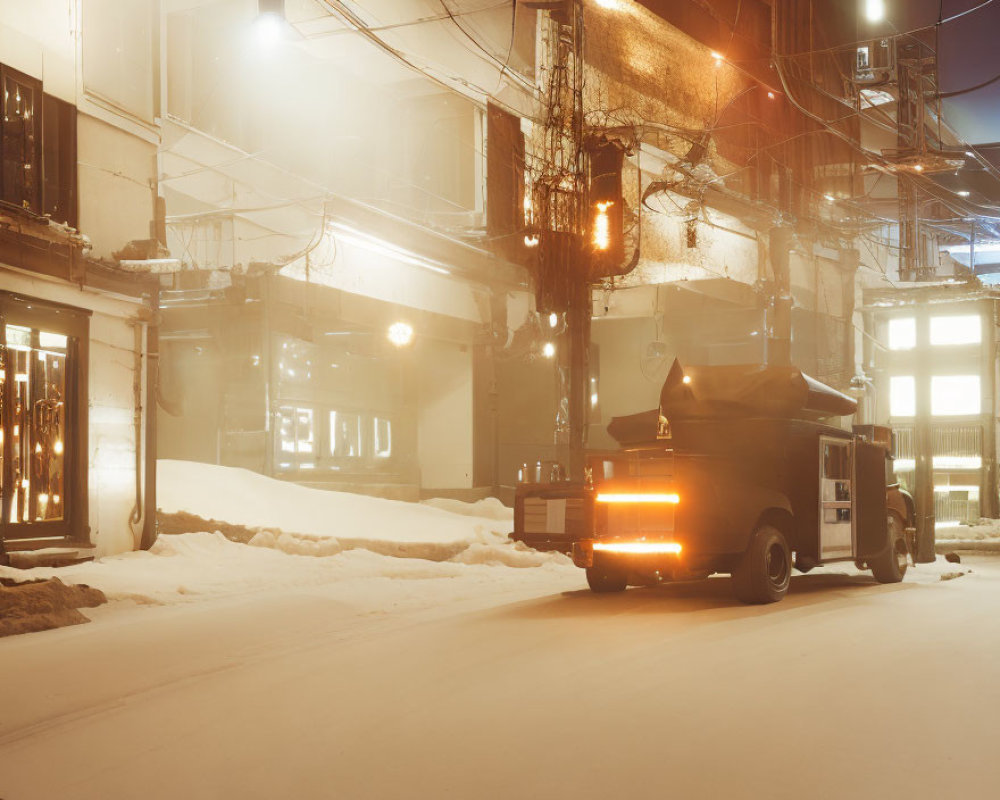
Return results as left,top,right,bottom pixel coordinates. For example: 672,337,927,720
819,437,854,559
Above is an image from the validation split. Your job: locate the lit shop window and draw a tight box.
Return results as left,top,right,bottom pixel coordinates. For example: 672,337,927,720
930,315,980,346
889,375,915,418
931,375,980,416
933,455,981,470
373,417,392,458
888,317,916,350
276,406,314,467
2,324,68,523
330,411,362,458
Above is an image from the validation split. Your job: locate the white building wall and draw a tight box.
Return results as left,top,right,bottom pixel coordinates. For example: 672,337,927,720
417,341,474,489
77,115,158,260
0,0,159,556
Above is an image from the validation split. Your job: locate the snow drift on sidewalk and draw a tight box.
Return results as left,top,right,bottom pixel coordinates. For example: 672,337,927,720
157,459,512,547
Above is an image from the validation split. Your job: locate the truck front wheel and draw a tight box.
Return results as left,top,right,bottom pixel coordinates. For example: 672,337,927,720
586,563,628,593
871,512,908,584
731,525,792,604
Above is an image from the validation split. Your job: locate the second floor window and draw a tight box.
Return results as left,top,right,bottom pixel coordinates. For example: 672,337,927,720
1,66,40,213
0,64,76,227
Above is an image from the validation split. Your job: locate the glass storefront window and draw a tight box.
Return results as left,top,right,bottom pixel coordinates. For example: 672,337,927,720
373,417,391,458
934,472,981,526
275,405,314,470
2,324,68,523
330,411,361,458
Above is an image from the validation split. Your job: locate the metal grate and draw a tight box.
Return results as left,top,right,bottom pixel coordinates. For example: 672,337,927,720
523,497,587,535
934,425,982,457
894,426,914,460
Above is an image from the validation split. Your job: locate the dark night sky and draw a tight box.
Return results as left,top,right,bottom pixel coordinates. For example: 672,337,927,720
890,0,1000,144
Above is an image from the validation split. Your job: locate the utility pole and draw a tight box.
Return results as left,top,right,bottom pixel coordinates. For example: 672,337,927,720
525,0,635,482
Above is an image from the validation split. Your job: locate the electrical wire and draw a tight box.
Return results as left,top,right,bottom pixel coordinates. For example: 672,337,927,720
438,0,527,90
938,68,1000,98
303,1,510,38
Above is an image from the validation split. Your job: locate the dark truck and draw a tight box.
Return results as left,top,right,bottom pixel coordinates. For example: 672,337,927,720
512,360,930,604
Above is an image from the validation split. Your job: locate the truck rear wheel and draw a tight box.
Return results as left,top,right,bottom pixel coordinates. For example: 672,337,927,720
871,512,908,584
731,525,791,604
586,563,628,593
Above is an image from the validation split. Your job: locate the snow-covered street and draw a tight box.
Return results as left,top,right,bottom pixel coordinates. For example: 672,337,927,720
1,461,998,799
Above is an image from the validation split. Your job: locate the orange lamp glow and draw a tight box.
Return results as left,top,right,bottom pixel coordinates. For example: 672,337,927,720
593,542,683,555
593,201,614,251
595,493,680,504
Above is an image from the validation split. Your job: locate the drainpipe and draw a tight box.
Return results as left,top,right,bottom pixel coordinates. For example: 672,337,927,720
766,227,794,366
128,319,148,550
141,290,160,550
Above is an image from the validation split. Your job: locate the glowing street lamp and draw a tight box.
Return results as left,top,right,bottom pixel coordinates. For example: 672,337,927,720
864,0,885,22
388,322,414,347
255,0,288,48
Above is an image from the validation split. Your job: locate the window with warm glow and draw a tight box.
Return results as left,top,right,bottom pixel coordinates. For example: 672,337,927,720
373,417,391,458
887,317,916,350
929,315,981,346
276,406,315,469
1,323,69,523
890,375,915,417
931,375,980,416
330,411,362,458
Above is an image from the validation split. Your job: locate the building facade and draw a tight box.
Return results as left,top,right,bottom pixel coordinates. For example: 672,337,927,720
869,287,1000,530
0,1,159,562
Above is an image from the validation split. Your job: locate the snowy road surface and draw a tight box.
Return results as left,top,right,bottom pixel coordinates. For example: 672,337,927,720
1,547,999,799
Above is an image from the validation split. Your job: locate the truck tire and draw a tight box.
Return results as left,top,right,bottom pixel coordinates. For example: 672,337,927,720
586,563,628,593
871,512,908,584
731,525,791,604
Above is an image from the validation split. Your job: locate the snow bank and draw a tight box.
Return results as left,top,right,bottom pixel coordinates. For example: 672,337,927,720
935,519,1000,542
0,532,571,608
421,496,512,521
157,460,510,546
0,462,567,610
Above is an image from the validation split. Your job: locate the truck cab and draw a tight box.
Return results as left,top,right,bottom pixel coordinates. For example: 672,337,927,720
512,360,929,604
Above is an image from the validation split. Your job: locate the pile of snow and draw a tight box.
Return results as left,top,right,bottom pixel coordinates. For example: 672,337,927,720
0,532,572,608
0,461,569,608
421,496,512,521
157,460,511,549
936,519,1000,542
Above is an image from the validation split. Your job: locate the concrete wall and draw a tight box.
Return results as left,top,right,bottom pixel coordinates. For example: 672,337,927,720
418,340,474,489
77,115,157,259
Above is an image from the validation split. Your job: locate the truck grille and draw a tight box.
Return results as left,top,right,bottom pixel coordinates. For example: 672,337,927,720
523,497,588,535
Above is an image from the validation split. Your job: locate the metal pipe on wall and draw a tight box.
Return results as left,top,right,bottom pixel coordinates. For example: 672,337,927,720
129,319,149,549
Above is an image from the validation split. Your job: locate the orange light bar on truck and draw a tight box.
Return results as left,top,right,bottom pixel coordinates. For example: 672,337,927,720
593,542,683,555
595,493,680,504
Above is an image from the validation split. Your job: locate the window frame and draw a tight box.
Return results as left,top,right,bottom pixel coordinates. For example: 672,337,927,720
0,292,90,547
0,63,78,227
0,64,43,214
